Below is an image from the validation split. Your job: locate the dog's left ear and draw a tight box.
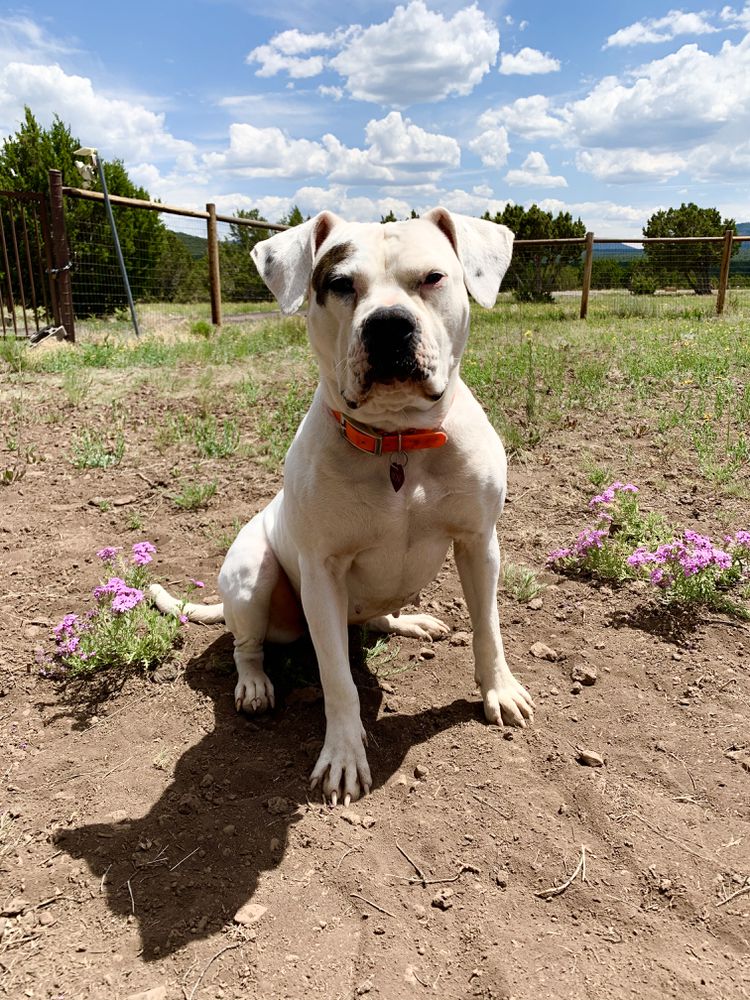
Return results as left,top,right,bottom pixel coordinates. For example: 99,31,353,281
251,212,343,314
423,207,514,309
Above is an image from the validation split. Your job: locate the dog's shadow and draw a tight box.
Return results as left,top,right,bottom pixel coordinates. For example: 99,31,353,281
56,630,480,960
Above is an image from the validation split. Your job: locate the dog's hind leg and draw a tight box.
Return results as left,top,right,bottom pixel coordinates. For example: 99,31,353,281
367,613,450,641
219,515,304,714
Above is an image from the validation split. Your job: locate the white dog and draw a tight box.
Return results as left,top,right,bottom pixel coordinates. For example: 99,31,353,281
151,207,534,805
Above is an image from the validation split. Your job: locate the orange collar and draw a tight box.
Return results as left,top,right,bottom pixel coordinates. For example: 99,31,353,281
331,409,448,456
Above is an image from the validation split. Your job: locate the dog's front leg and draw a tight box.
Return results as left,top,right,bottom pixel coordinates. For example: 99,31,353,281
299,555,371,805
454,531,535,727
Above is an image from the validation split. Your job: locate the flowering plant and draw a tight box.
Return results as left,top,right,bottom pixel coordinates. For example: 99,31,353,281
45,542,182,677
547,484,750,618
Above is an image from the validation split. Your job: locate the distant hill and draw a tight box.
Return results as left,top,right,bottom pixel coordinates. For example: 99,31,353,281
737,222,750,236
174,231,207,259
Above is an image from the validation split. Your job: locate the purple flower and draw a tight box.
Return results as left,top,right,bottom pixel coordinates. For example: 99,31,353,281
589,482,639,511
111,587,145,613
96,546,121,562
547,547,573,564
189,578,205,589
132,541,157,567
179,613,189,624
53,613,79,639
93,577,129,601
573,527,609,556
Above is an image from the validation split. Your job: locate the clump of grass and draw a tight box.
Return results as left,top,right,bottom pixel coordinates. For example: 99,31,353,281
256,383,315,466
173,480,217,510
44,542,182,677
502,562,545,603
62,368,93,405
192,416,240,458
70,430,125,469
205,516,244,552
191,320,213,338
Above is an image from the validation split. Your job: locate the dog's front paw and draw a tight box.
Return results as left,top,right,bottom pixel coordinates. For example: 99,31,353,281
310,719,372,806
234,668,275,714
370,613,450,641
481,677,535,728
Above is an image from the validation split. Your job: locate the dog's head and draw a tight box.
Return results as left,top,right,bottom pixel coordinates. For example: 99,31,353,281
251,208,513,424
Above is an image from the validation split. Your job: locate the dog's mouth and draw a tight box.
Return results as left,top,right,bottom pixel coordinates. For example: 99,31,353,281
342,305,442,410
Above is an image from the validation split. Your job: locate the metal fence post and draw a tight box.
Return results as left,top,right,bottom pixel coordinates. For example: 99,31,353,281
207,203,222,327
47,169,75,341
579,231,594,319
716,229,734,316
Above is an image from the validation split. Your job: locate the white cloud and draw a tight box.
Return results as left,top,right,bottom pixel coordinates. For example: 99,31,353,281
605,9,718,48
364,112,460,170
0,14,77,64
469,127,510,168
538,198,659,234
505,151,567,188
479,95,569,140
576,148,686,183
329,1,499,106
247,26,347,78
0,62,195,166
203,112,458,185
498,47,560,75
567,35,750,148
720,4,750,29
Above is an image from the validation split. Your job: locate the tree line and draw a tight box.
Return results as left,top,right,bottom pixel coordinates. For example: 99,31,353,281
0,109,746,314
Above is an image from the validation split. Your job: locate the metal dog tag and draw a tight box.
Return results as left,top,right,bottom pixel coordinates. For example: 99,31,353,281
389,461,405,492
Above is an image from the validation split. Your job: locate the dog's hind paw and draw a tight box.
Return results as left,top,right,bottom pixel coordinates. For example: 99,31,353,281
234,670,275,714
368,613,450,641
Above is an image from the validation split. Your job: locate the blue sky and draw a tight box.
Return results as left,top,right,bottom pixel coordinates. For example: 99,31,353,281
1,1,749,231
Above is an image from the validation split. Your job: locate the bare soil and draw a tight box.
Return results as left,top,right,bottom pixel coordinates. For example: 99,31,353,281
1,358,749,1000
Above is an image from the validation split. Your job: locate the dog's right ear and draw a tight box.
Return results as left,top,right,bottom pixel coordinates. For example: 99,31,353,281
251,212,342,314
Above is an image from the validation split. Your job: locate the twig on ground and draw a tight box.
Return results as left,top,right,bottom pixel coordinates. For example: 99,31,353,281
716,876,750,908
396,841,427,885
100,864,112,892
472,793,511,820
535,845,587,900
350,893,397,918
334,846,361,871
700,617,750,634
99,756,134,781
170,847,200,872
186,941,242,1000
126,880,135,914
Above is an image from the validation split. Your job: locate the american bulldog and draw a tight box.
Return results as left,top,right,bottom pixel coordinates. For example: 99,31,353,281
150,207,534,805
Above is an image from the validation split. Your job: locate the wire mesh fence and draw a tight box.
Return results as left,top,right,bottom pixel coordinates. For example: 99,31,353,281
0,190,56,338
4,180,750,343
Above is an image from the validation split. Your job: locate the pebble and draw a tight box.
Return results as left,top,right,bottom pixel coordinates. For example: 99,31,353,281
530,642,558,662
23,625,40,640
450,631,471,646
1,897,30,917
414,764,429,779
234,902,267,926
431,888,454,910
570,659,598,686
419,647,435,660
570,681,583,695
576,748,605,767
266,796,292,815
527,598,543,611
151,663,179,685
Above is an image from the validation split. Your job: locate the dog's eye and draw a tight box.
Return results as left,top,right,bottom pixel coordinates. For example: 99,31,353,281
328,275,355,296
422,272,445,287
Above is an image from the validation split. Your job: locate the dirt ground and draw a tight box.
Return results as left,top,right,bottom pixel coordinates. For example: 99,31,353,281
1,354,749,1000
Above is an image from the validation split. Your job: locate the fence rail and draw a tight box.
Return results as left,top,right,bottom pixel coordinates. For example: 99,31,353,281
2,174,750,342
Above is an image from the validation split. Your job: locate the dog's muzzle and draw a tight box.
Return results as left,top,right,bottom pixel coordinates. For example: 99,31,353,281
360,306,428,385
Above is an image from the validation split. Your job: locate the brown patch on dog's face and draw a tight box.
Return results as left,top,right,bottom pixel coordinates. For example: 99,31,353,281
311,241,355,306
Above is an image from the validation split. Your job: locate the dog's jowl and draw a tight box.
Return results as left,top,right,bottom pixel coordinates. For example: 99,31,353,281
150,207,535,805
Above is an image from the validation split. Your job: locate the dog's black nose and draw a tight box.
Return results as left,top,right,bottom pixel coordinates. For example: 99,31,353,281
360,306,421,382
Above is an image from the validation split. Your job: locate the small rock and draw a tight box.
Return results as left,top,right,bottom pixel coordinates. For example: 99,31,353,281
414,764,429,779
570,658,598,686
530,642,558,662
362,815,376,829
576,748,604,767
1,897,30,917
23,625,40,640
495,871,508,889
38,910,55,926
266,796,292,815
527,598,543,611
570,681,583,695
222,824,236,836
431,888,454,910
419,647,435,660
388,771,408,786
355,980,374,996
125,988,167,1000
151,663,179,685
599,586,614,598
234,902,267,926
199,773,214,788
450,631,471,646
270,837,281,852
340,809,363,827
380,681,396,694
558,803,568,815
